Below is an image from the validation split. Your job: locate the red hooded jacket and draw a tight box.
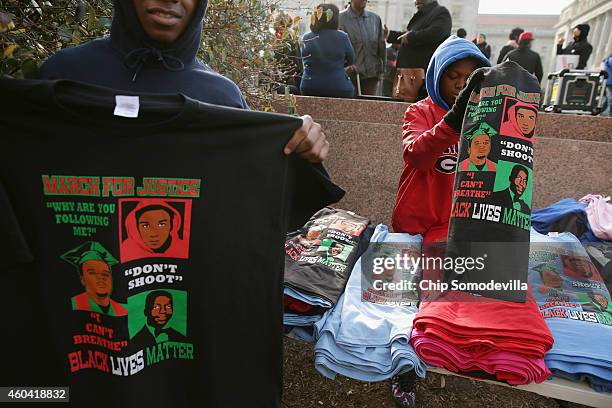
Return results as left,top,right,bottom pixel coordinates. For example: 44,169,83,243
391,97,460,242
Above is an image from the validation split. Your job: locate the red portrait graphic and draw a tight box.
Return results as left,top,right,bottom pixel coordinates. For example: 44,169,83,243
499,97,538,141
560,254,603,282
329,218,366,236
119,198,191,262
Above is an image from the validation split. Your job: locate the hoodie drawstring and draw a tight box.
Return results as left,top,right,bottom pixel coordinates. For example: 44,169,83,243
125,47,186,82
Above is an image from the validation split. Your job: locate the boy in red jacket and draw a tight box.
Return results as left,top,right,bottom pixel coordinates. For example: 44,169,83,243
390,36,490,407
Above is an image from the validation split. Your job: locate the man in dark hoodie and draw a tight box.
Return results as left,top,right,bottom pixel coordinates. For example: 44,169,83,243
40,0,328,162
387,0,452,99
557,23,593,70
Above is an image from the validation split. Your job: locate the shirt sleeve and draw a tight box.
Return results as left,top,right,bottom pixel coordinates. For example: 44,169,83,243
402,105,460,170
345,34,356,66
286,157,346,232
38,53,59,79
284,118,345,231
377,18,386,72
338,14,346,33
301,33,312,60
387,30,405,44
0,179,33,272
556,43,568,55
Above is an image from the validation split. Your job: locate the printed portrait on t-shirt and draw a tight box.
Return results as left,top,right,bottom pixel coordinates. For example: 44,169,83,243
580,292,612,318
458,122,498,172
119,198,191,262
329,218,366,236
298,224,324,247
60,241,128,316
316,239,353,262
499,97,538,141
363,244,420,306
128,289,187,349
492,161,532,213
560,254,602,281
533,263,565,294
529,246,610,305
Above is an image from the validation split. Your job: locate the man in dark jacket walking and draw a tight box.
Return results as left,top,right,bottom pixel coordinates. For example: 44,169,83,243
505,32,543,83
497,27,524,64
387,0,451,98
557,23,593,70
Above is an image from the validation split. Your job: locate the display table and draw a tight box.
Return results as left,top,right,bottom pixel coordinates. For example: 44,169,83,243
429,367,612,408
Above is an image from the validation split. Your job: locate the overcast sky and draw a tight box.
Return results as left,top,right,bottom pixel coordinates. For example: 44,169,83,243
478,0,575,15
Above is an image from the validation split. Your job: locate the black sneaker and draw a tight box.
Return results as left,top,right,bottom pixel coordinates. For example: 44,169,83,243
391,372,417,407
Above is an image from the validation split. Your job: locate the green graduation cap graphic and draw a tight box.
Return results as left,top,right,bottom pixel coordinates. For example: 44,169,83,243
60,241,119,272
318,239,334,249
464,122,498,141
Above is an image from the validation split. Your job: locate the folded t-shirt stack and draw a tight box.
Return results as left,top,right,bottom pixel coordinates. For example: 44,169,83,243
283,208,373,342
313,224,427,381
532,198,601,243
529,229,612,392
410,288,553,385
580,195,612,241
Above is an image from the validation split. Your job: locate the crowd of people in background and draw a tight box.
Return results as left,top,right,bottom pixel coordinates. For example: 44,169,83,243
273,0,611,114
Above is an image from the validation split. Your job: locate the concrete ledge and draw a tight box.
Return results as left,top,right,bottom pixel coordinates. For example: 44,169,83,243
286,96,612,225
289,96,612,143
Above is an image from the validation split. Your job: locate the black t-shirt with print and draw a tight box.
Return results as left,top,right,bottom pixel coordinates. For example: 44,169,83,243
0,78,344,407
446,61,541,302
284,208,374,306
